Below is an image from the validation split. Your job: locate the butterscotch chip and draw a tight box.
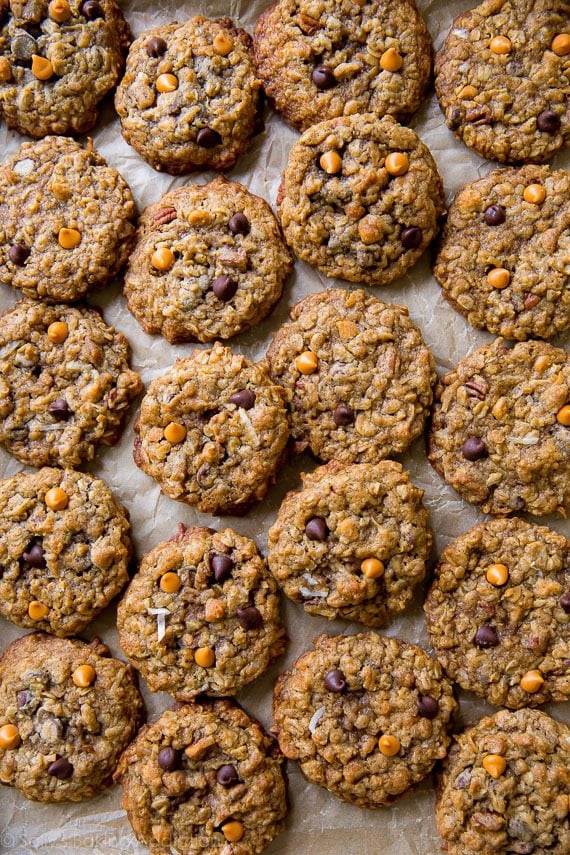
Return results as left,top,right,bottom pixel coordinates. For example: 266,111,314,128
435,709,570,854
115,700,287,854
273,633,457,807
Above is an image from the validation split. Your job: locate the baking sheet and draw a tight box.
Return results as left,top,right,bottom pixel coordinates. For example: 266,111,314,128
0,0,568,852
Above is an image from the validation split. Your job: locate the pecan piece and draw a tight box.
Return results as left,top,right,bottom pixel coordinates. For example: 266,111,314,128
153,206,177,226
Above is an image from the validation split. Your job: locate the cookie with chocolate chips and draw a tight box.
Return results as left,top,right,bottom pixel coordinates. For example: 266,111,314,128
435,708,570,855
114,699,287,854
268,460,431,627
0,632,144,803
428,338,570,517
124,177,292,343
277,114,445,285
117,525,286,699
115,17,261,175
0,0,130,138
266,289,436,463
434,164,570,341
133,343,290,515
435,0,570,164
0,299,142,468
273,632,457,808
425,517,569,709
0,467,131,637
253,0,432,132
0,136,136,302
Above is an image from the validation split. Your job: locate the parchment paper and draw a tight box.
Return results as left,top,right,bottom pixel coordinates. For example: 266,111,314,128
0,1,568,852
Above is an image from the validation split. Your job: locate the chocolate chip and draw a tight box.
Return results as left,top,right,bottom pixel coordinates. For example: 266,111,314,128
416,695,439,719
462,437,488,461
48,757,74,779
537,109,561,134
401,226,423,249
48,398,72,421
8,243,30,266
228,390,255,410
236,606,263,630
228,213,250,236
448,106,462,129
484,204,506,226
454,766,472,789
22,542,45,568
146,37,167,58
559,591,570,614
158,747,180,771
324,669,346,693
81,0,104,20
212,275,237,301
333,405,354,426
475,626,499,648
305,517,328,541
196,127,222,148
17,690,29,708
211,554,234,584
217,764,239,787
312,65,336,90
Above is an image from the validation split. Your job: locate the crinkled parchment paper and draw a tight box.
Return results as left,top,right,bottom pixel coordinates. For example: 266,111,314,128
0,1,568,852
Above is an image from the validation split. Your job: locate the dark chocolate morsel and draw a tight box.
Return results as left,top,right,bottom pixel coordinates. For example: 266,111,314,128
333,405,354,426
484,204,506,226
9,244,31,266
211,554,234,584
158,747,180,771
22,542,46,568
324,668,347,693
196,127,222,148
228,390,256,410
305,517,328,542
401,226,423,249
312,65,336,90
559,591,570,614
416,695,439,719
146,37,167,58
236,606,263,630
81,0,104,20
48,398,72,421
537,109,561,134
217,764,239,787
462,437,488,461
17,690,29,708
212,275,238,301
475,626,499,648
228,213,250,236
48,757,74,779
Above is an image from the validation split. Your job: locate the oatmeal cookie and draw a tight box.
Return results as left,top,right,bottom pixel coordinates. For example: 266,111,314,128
435,0,570,165
124,177,292,344
273,632,457,808
0,467,131,637
133,343,290,515
427,338,570,517
115,17,261,175
0,299,142,469
117,524,286,699
0,632,144,803
277,114,445,285
268,461,431,627
115,700,287,855
425,517,569,709
0,0,130,138
434,164,570,341
435,708,570,855
0,136,136,303
266,289,435,463
253,0,432,132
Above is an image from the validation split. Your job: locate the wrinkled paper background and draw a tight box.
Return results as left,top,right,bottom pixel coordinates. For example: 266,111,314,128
0,1,568,852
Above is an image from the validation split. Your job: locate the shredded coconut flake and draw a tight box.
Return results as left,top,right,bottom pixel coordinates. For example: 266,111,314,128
309,707,326,734
300,586,328,599
14,158,35,176
238,407,260,447
148,607,170,642
506,435,540,445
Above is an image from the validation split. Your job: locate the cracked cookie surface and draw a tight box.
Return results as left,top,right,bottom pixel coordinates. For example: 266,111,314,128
273,632,457,808
0,136,136,302
268,461,431,627
425,517,569,709
0,299,142,468
124,177,292,343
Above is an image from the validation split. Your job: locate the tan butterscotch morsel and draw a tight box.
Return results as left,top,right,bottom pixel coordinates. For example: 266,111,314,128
489,35,511,55
72,664,96,688
361,558,384,579
520,669,545,693
0,57,11,82
213,33,233,56
551,33,570,56
273,633,457,807
556,405,570,426
482,753,507,778
156,73,178,93
163,422,186,443
0,724,20,750
159,572,181,593
524,183,547,204
48,0,71,22
380,48,403,72
31,56,54,81
319,151,342,174
114,701,287,854
487,267,511,289
58,228,81,250
295,351,318,374
385,152,409,176
194,647,216,668
486,563,509,586
47,321,68,343
45,486,68,511
28,601,49,621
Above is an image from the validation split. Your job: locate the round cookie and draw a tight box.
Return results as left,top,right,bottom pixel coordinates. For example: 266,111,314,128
425,517,569,709
117,524,286,699
0,299,142,468
436,708,570,855
253,0,432,132
0,0,130,138
277,114,445,285
115,17,261,175
435,1,570,165
268,461,431,627
272,632,458,808
428,338,570,517
0,467,131,637
0,136,136,302
124,177,292,344
133,343,290,515
0,632,144,803
114,700,287,855
434,165,570,341
266,288,436,463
